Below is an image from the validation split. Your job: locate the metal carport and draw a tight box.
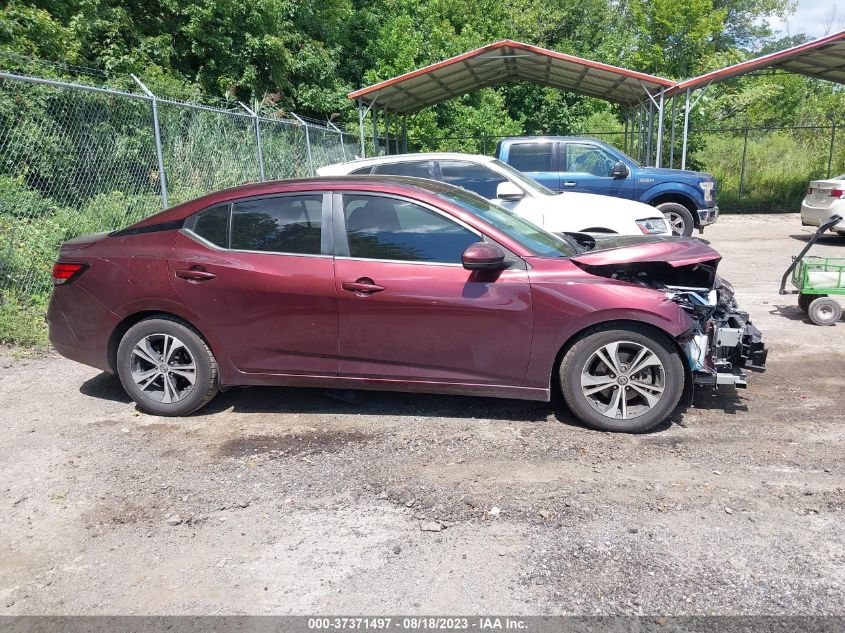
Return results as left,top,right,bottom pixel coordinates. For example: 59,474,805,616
348,40,675,164
349,32,845,168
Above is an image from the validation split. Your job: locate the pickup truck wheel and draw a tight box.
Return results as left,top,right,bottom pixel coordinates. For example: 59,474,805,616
656,202,694,237
116,317,219,416
808,297,842,326
559,325,684,433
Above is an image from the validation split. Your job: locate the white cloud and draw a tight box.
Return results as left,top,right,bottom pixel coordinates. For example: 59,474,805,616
770,0,844,39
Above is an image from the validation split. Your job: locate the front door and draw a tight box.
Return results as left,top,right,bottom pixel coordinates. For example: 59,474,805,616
332,192,533,386
560,142,630,197
168,192,338,376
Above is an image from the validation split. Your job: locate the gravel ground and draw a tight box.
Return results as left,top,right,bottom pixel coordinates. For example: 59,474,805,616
1,213,843,615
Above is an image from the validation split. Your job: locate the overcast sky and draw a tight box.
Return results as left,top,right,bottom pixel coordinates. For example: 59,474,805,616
769,0,843,39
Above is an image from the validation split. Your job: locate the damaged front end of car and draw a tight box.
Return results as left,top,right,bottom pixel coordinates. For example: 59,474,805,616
666,275,768,388
571,237,768,390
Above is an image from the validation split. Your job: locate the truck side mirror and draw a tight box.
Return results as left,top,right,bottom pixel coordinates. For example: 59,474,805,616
610,161,629,178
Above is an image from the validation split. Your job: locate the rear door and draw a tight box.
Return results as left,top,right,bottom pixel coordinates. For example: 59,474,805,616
332,191,533,385
505,141,559,191
168,192,338,376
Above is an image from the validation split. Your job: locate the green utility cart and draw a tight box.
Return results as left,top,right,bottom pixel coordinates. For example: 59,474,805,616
780,214,845,326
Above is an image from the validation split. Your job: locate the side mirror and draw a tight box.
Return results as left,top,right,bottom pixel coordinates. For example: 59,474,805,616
496,181,525,201
610,161,629,178
461,242,507,271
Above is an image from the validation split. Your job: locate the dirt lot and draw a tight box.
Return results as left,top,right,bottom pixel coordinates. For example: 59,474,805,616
1,213,843,615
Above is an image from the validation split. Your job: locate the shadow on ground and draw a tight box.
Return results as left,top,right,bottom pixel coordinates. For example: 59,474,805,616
79,370,753,432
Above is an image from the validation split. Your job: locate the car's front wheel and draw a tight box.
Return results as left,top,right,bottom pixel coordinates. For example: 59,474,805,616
559,325,685,432
116,316,219,416
656,202,694,237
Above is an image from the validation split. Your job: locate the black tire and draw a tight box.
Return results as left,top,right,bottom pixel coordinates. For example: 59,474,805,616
808,297,842,326
559,324,685,433
656,202,695,237
798,293,822,313
116,316,219,416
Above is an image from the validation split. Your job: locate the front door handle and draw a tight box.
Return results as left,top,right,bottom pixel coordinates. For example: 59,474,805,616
563,181,578,187
175,268,216,282
342,278,385,295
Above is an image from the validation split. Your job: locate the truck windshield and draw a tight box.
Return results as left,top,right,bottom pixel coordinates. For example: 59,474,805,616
489,159,556,196
435,188,577,258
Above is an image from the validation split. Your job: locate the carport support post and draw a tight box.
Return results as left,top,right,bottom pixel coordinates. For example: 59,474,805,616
681,88,691,170
655,90,665,168
739,117,750,200
402,116,408,153
827,119,837,178
372,107,379,156
623,112,629,154
646,99,654,166
358,101,366,158
669,95,677,169
132,74,168,209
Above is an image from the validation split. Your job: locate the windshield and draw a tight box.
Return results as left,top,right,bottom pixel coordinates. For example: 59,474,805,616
489,159,557,196
435,188,577,258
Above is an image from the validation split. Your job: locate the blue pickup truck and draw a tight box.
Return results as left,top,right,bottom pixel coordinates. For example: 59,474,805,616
495,137,719,236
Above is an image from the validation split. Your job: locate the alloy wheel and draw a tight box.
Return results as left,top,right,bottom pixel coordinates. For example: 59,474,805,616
580,340,666,420
666,211,686,236
129,333,196,404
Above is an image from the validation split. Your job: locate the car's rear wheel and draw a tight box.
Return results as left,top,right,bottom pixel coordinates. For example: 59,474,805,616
656,202,694,237
808,297,842,326
116,317,219,416
559,325,685,433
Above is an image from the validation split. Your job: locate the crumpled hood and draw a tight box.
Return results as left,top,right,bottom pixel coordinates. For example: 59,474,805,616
571,236,721,269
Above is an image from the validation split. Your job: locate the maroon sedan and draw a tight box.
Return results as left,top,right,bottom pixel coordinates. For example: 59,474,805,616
48,177,766,432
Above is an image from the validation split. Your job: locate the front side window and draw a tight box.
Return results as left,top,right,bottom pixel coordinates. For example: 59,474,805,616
230,195,322,254
371,161,431,178
438,161,509,199
435,188,576,258
190,204,229,247
341,194,478,264
565,144,617,177
508,143,553,172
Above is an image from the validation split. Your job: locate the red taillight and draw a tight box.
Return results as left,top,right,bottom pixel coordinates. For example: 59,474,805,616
830,189,844,199
52,262,88,285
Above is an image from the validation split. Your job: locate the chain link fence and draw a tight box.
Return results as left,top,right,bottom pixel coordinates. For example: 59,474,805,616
0,70,360,301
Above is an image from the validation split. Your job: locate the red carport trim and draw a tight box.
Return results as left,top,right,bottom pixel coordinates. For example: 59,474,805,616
347,39,675,103
668,30,845,95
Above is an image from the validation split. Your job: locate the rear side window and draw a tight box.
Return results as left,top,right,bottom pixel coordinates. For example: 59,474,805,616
350,166,374,175
508,143,553,172
371,161,431,178
191,204,229,247
438,161,508,199
341,194,478,264
231,195,323,254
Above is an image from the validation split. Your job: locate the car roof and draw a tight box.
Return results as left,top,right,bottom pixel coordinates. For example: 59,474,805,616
127,175,478,229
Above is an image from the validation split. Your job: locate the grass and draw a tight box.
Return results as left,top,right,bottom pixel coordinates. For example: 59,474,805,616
0,291,49,348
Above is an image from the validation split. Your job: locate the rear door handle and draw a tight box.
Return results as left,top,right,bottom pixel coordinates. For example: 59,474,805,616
175,268,216,282
342,278,385,295
563,181,578,187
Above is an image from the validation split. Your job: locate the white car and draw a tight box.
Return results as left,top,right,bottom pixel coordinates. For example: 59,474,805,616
802,175,845,235
317,153,670,237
